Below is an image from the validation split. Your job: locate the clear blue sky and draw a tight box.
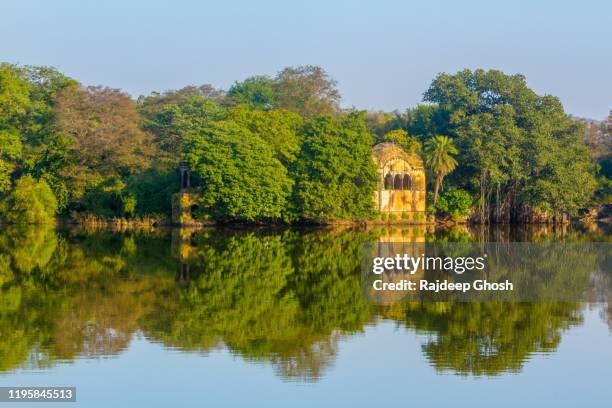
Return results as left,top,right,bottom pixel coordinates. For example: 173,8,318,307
1,0,611,119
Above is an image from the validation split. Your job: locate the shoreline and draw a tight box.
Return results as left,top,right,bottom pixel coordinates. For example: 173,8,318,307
1,217,608,231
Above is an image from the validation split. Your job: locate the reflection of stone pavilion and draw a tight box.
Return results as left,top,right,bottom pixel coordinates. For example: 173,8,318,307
371,226,426,304
372,143,426,219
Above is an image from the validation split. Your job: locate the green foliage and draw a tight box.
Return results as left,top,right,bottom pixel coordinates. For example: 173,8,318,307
228,66,340,118
365,111,408,140
124,168,177,216
184,121,292,221
228,75,277,110
424,69,597,219
595,176,612,205
0,226,605,378
386,301,582,375
424,135,458,204
0,175,57,224
274,65,341,118
80,178,126,218
40,172,69,211
292,112,378,221
0,64,32,124
435,188,473,220
19,65,78,167
383,129,407,145
598,156,612,179
382,129,422,155
229,106,303,165
138,88,227,166
0,65,29,193
50,86,157,214
0,127,22,192
0,62,604,224
1,65,77,211
406,105,450,137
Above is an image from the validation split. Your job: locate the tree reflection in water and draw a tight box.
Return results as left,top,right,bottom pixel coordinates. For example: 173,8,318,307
0,224,609,379
380,302,582,375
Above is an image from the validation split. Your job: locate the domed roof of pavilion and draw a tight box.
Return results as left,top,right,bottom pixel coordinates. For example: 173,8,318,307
372,142,424,170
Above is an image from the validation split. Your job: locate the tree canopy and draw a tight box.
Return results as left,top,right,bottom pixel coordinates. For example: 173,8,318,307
421,69,598,221
184,121,293,221
292,113,378,221
0,63,606,224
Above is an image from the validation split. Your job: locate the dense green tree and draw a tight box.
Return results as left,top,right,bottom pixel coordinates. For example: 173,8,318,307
292,112,378,221
0,175,57,224
184,121,292,221
227,75,277,110
134,87,231,220
0,65,76,210
406,104,450,138
435,188,473,220
124,168,178,217
0,64,31,125
0,65,30,193
228,66,340,118
0,127,22,193
18,66,77,153
229,106,303,165
138,86,227,166
19,66,77,211
423,69,598,221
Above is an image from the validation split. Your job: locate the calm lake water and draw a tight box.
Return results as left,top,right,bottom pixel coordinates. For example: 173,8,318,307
0,224,610,407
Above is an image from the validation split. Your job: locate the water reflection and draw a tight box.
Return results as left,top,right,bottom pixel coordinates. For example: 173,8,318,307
380,302,582,375
0,224,610,380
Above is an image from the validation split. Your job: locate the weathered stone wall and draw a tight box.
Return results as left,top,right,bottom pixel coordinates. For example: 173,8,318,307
171,191,203,226
372,143,426,220
374,190,426,213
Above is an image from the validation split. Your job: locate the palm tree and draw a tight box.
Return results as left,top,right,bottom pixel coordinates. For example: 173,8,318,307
424,135,458,204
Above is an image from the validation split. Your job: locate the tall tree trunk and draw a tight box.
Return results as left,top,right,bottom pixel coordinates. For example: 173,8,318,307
433,174,442,205
479,172,485,223
495,183,500,223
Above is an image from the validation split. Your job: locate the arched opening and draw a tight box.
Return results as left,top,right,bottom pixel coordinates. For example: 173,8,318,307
181,170,189,189
394,174,402,190
384,173,393,190
403,174,412,190
180,164,191,190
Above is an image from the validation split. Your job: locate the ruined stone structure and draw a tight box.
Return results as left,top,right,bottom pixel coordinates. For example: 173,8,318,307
171,163,203,226
372,143,426,221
